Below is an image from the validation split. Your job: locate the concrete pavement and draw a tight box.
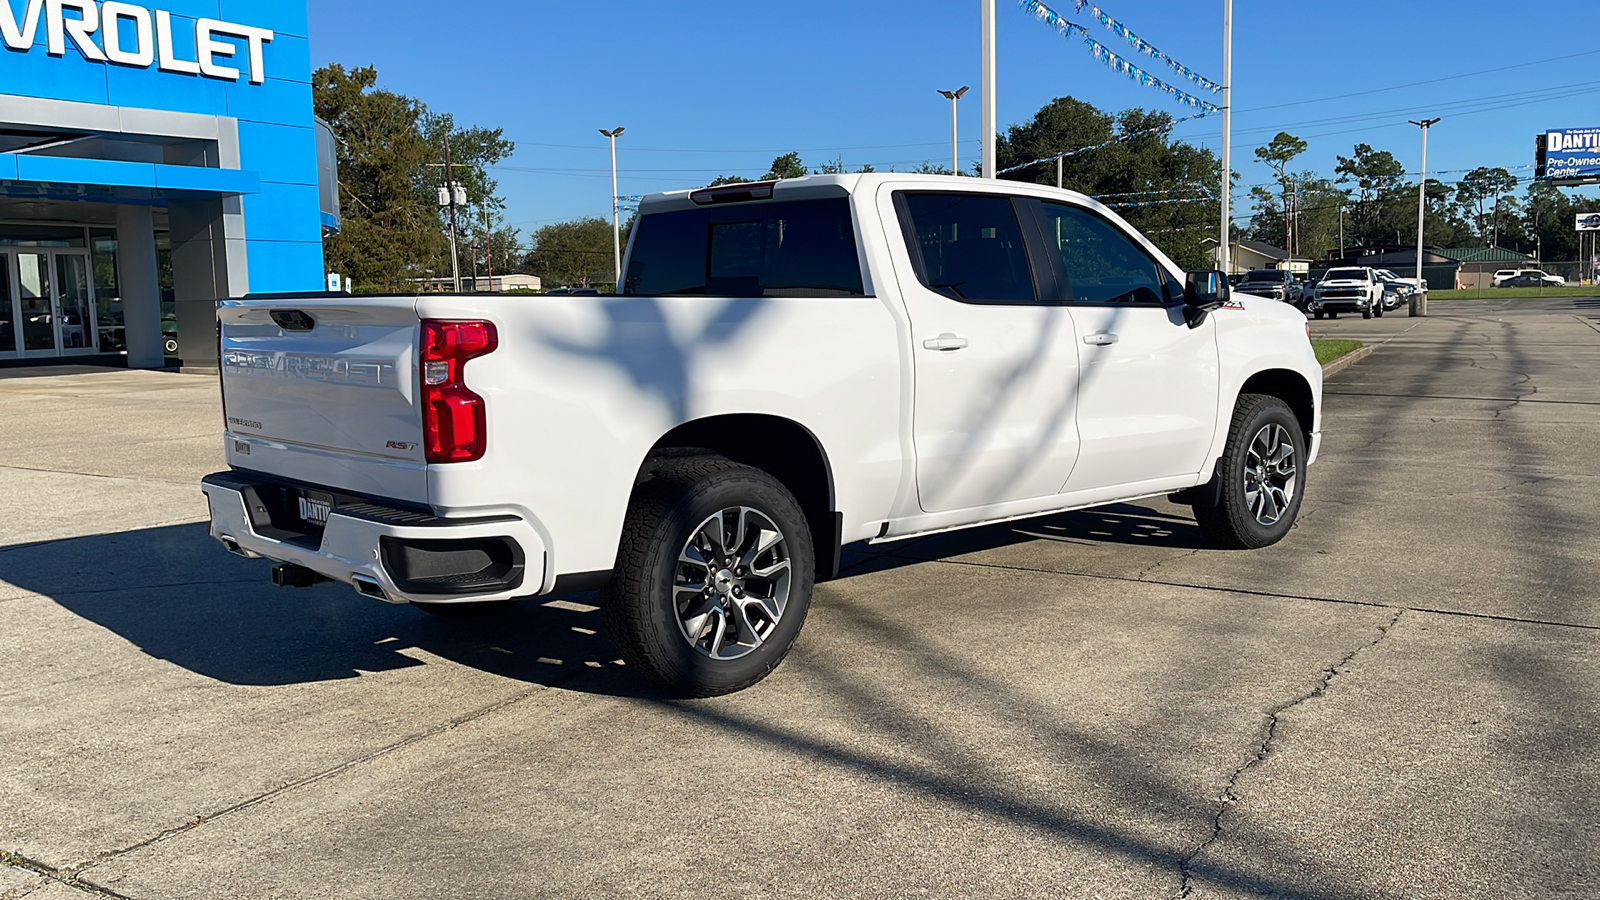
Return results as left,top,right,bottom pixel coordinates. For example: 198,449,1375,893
1,298,1597,898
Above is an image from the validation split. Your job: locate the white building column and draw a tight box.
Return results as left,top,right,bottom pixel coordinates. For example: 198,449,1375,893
115,204,163,369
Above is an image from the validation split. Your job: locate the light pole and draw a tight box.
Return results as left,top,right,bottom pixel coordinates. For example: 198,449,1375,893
1410,117,1440,316
599,127,625,288
981,0,995,178
937,86,969,175
1218,0,1233,274
442,131,463,292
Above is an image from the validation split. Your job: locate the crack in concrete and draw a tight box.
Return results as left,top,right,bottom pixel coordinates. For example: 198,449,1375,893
1133,548,1202,581
1175,610,1404,898
65,661,607,882
0,854,131,899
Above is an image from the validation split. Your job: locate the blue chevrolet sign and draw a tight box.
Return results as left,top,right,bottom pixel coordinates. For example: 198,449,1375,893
0,0,330,369
1540,127,1600,184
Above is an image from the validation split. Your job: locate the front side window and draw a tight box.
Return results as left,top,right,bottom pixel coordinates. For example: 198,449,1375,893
624,198,864,297
897,193,1037,304
1037,202,1169,306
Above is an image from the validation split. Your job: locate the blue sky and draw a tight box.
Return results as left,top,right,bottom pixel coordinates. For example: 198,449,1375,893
306,0,1600,241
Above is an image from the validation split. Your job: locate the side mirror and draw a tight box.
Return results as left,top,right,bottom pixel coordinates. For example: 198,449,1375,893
1183,270,1229,329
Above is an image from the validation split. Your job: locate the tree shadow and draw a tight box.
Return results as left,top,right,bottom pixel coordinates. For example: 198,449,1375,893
2,518,1367,900
838,501,1209,579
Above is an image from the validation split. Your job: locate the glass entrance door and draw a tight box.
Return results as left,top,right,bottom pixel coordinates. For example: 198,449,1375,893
5,250,98,357
17,252,55,354
54,252,96,353
0,252,15,355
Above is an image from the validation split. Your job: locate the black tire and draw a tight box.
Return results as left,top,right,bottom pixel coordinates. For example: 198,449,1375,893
1329,312,1339,319
1191,394,1308,550
413,599,520,619
1313,311,1324,320
602,455,815,697
1361,307,1372,319
1374,303,1384,318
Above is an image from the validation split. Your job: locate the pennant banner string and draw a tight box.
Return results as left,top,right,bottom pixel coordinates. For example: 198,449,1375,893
1018,0,1222,115
1073,0,1223,94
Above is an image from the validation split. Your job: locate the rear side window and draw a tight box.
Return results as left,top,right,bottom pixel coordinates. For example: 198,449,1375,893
897,193,1037,304
623,198,864,297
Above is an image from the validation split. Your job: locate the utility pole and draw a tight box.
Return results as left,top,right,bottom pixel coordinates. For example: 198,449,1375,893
1409,118,1439,316
1339,205,1345,259
937,86,969,174
600,127,625,288
981,0,996,178
1219,0,1233,274
483,205,495,292
1056,156,1063,189
443,131,462,293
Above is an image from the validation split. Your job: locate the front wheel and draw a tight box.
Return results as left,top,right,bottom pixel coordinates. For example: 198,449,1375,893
1361,307,1373,319
603,455,815,697
1313,311,1325,320
1374,303,1385,318
1192,394,1308,550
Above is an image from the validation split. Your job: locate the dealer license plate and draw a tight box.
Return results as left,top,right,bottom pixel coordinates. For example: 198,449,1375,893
296,490,334,528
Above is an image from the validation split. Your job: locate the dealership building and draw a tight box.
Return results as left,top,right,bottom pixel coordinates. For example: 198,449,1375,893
0,0,333,369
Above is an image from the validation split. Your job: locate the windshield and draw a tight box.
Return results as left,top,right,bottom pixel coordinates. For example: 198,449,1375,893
1242,270,1282,282
1325,269,1366,281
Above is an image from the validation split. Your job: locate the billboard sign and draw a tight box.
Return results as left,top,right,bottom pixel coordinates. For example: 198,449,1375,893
1540,128,1600,183
1578,213,1600,232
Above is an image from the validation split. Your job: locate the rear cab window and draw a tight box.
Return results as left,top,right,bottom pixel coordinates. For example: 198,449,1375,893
624,198,865,297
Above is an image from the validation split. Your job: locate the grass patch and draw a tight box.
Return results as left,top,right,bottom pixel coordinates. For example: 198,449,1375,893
1312,339,1363,366
1430,286,1597,300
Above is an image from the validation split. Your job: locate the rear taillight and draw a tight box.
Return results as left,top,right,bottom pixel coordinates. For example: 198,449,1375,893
421,319,498,463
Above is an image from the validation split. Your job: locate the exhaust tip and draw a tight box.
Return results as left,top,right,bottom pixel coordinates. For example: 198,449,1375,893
352,576,389,601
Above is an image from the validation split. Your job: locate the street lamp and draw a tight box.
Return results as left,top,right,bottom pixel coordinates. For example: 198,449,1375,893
1410,117,1440,316
600,126,626,288
936,86,969,175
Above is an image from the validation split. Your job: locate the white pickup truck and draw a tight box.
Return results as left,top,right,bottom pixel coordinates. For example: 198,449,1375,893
202,174,1323,696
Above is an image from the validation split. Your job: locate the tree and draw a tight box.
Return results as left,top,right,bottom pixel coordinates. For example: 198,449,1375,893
313,64,446,291
1254,132,1307,257
1455,167,1519,247
522,217,617,288
763,152,807,180
996,97,1223,269
313,64,516,291
1521,181,1580,261
1334,143,1406,248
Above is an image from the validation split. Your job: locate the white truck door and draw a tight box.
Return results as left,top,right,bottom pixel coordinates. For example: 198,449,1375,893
883,189,1083,514
1027,200,1220,494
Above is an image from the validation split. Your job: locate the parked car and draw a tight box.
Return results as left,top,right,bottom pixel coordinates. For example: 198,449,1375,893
1373,269,1425,311
1235,269,1302,305
1309,267,1384,319
1493,268,1565,287
202,174,1323,697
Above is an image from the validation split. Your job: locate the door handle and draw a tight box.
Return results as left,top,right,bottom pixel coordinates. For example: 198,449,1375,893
1083,331,1120,346
922,333,969,351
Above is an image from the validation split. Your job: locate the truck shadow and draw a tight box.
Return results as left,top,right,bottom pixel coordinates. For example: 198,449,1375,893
1,502,1205,694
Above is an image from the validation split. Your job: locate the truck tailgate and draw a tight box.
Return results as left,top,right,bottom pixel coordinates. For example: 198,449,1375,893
219,297,429,504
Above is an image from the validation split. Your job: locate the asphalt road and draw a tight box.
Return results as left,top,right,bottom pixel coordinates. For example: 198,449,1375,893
2,296,1597,899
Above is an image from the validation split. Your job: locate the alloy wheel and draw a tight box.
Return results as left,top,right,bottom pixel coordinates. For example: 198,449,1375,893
1243,424,1298,526
673,507,792,660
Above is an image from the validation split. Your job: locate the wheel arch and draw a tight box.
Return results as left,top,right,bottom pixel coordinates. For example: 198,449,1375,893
642,414,841,581
1238,368,1316,444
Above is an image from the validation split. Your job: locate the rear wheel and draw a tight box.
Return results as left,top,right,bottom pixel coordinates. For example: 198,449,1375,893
1192,394,1307,550
603,455,814,697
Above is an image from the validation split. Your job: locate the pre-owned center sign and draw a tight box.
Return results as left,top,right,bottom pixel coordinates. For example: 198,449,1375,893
1,0,273,84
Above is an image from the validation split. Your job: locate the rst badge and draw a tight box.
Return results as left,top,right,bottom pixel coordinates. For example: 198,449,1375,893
385,441,418,452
